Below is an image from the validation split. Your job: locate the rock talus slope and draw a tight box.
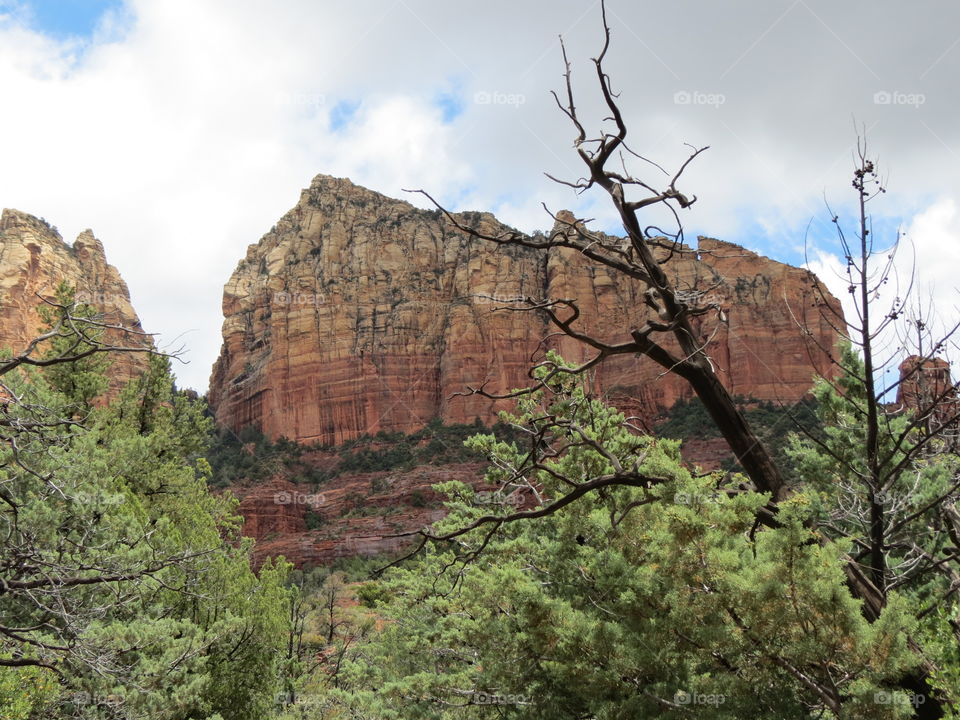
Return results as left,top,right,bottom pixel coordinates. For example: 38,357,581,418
209,175,842,444
235,464,479,568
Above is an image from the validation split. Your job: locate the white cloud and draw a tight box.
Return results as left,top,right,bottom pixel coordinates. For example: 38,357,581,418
316,95,474,200
804,246,855,328
805,197,960,379
901,198,960,353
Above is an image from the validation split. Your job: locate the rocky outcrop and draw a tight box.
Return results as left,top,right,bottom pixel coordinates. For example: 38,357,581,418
896,355,958,436
209,175,842,445
0,209,150,392
897,355,955,408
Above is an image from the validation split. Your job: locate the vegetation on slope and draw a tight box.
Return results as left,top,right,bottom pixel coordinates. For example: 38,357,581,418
205,416,526,488
656,394,822,476
3,289,958,719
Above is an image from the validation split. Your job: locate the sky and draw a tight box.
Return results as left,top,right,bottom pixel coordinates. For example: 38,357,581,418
0,0,958,392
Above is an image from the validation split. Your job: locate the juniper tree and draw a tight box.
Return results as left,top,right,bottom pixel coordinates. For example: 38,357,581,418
335,365,922,719
0,290,292,720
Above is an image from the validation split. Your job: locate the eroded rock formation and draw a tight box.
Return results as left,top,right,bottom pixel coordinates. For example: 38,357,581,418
0,209,150,392
210,174,842,445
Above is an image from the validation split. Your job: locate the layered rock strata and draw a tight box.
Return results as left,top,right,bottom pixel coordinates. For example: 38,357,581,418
0,209,150,392
234,462,485,568
209,175,841,444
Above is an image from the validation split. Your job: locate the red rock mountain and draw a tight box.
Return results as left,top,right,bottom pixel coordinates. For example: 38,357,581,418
0,209,150,391
209,174,841,444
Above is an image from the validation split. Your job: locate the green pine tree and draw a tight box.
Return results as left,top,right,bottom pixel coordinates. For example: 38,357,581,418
328,362,922,719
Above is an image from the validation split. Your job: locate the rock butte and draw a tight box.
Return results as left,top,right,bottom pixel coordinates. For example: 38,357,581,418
209,174,842,446
0,184,847,570
0,209,151,394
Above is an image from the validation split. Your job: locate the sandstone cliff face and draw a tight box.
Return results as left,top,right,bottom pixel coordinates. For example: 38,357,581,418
0,209,150,391
209,175,841,444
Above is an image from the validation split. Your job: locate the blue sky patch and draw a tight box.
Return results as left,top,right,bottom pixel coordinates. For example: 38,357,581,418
431,76,465,124
329,100,361,132
433,90,464,124
5,0,124,40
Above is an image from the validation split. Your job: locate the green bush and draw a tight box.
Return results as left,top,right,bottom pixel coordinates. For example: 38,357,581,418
304,509,325,530
355,581,391,608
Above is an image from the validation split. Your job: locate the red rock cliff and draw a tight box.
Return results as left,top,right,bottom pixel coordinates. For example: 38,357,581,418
0,209,151,392
209,175,841,443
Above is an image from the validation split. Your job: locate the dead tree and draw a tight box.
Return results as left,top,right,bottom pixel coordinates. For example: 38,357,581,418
0,293,157,378
412,6,786,513
791,146,960,710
